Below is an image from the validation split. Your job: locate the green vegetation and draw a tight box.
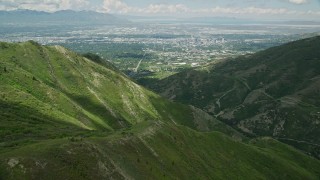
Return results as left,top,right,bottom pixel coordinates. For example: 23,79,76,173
65,43,156,71
0,41,208,146
1,122,320,179
140,36,320,159
0,41,320,179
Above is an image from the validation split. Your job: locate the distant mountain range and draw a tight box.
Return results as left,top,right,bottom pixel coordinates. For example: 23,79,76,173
1,10,318,26
118,14,320,25
0,10,128,25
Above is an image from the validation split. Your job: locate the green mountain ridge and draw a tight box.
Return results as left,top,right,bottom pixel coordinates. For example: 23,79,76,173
140,36,320,158
1,41,232,144
0,41,319,179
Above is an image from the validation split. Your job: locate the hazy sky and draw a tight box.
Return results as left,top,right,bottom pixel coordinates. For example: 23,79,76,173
0,0,319,20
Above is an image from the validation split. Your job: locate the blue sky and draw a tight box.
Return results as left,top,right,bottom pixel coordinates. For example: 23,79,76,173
0,0,319,20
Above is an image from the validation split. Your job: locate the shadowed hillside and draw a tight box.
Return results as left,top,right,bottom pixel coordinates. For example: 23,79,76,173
140,36,320,158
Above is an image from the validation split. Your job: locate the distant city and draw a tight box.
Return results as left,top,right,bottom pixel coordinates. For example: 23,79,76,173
1,15,320,79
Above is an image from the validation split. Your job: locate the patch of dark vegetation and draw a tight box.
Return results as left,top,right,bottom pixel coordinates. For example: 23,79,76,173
0,42,9,49
64,92,129,130
0,100,88,150
83,53,104,64
27,40,42,48
82,53,119,72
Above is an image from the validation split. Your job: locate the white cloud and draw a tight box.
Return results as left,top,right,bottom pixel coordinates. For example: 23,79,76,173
144,4,189,14
102,0,189,14
288,0,308,4
1,0,319,19
0,0,90,12
100,0,320,18
204,6,290,15
103,0,319,16
102,0,131,13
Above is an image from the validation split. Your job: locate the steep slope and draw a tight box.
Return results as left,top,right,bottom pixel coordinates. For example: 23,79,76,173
140,36,320,158
1,41,241,146
0,41,320,179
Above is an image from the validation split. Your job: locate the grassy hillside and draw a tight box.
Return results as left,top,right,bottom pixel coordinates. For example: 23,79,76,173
1,121,320,179
1,41,237,147
140,36,320,158
0,41,320,179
